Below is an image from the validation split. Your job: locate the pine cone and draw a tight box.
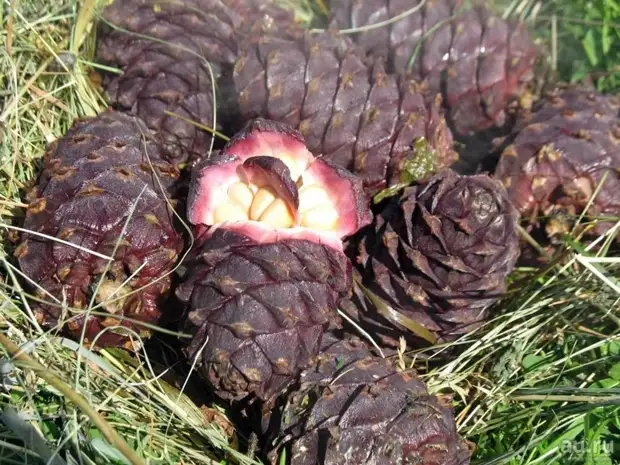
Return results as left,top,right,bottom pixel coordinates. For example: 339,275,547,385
97,0,297,166
495,86,620,239
233,31,458,194
176,119,371,401
262,334,472,465
330,0,537,136
15,111,183,349
351,170,520,345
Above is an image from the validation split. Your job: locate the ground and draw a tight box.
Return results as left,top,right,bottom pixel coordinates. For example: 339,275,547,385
0,1,618,464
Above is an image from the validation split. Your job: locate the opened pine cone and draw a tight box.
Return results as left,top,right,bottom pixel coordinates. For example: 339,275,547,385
176,119,371,401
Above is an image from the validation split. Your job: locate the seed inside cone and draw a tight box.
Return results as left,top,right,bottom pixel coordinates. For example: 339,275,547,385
228,182,254,211
249,186,278,220
212,172,339,231
188,119,372,240
259,197,295,228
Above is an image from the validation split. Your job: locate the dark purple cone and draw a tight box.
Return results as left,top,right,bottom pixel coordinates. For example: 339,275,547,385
495,86,620,238
262,334,472,464
15,111,183,349
97,0,298,166
234,31,458,195
351,170,520,346
175,229,349,401
330,0,537,136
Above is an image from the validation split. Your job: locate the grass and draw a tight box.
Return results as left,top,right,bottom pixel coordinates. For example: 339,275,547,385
420,242,620,464
497,0,620,93
0,0,619,465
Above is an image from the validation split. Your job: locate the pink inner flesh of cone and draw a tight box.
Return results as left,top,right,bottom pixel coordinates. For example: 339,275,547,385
225,130,315,177
302,158,364,238
189,160,241,226
188,132,367,249
207,221,344,252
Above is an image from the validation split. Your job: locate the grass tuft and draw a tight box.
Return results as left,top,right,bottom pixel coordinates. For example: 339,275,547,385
497,0,620,93
416,237,620,464
0,1,618,465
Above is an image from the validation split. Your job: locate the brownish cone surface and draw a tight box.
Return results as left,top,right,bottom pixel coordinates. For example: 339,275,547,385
330,0,537,136
262,334,472,465
97,0,297,166
351,170,519,345
15,111,183,349
176,119,371,402
495,86,620,239
233,31,457,194
176,229,349,402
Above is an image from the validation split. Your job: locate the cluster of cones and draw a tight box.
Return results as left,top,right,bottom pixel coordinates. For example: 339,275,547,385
13,0,619,464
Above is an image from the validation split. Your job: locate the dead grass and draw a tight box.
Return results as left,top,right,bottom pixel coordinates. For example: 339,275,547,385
0,1,618,465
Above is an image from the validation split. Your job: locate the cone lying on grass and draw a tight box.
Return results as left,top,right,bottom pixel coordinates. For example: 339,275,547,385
495,86,620,239
350,170,519,346
15,111,183,349
234,30,458,194
330,0,537,136
97,0,297,166
261,333,472,465
176,119,371,401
